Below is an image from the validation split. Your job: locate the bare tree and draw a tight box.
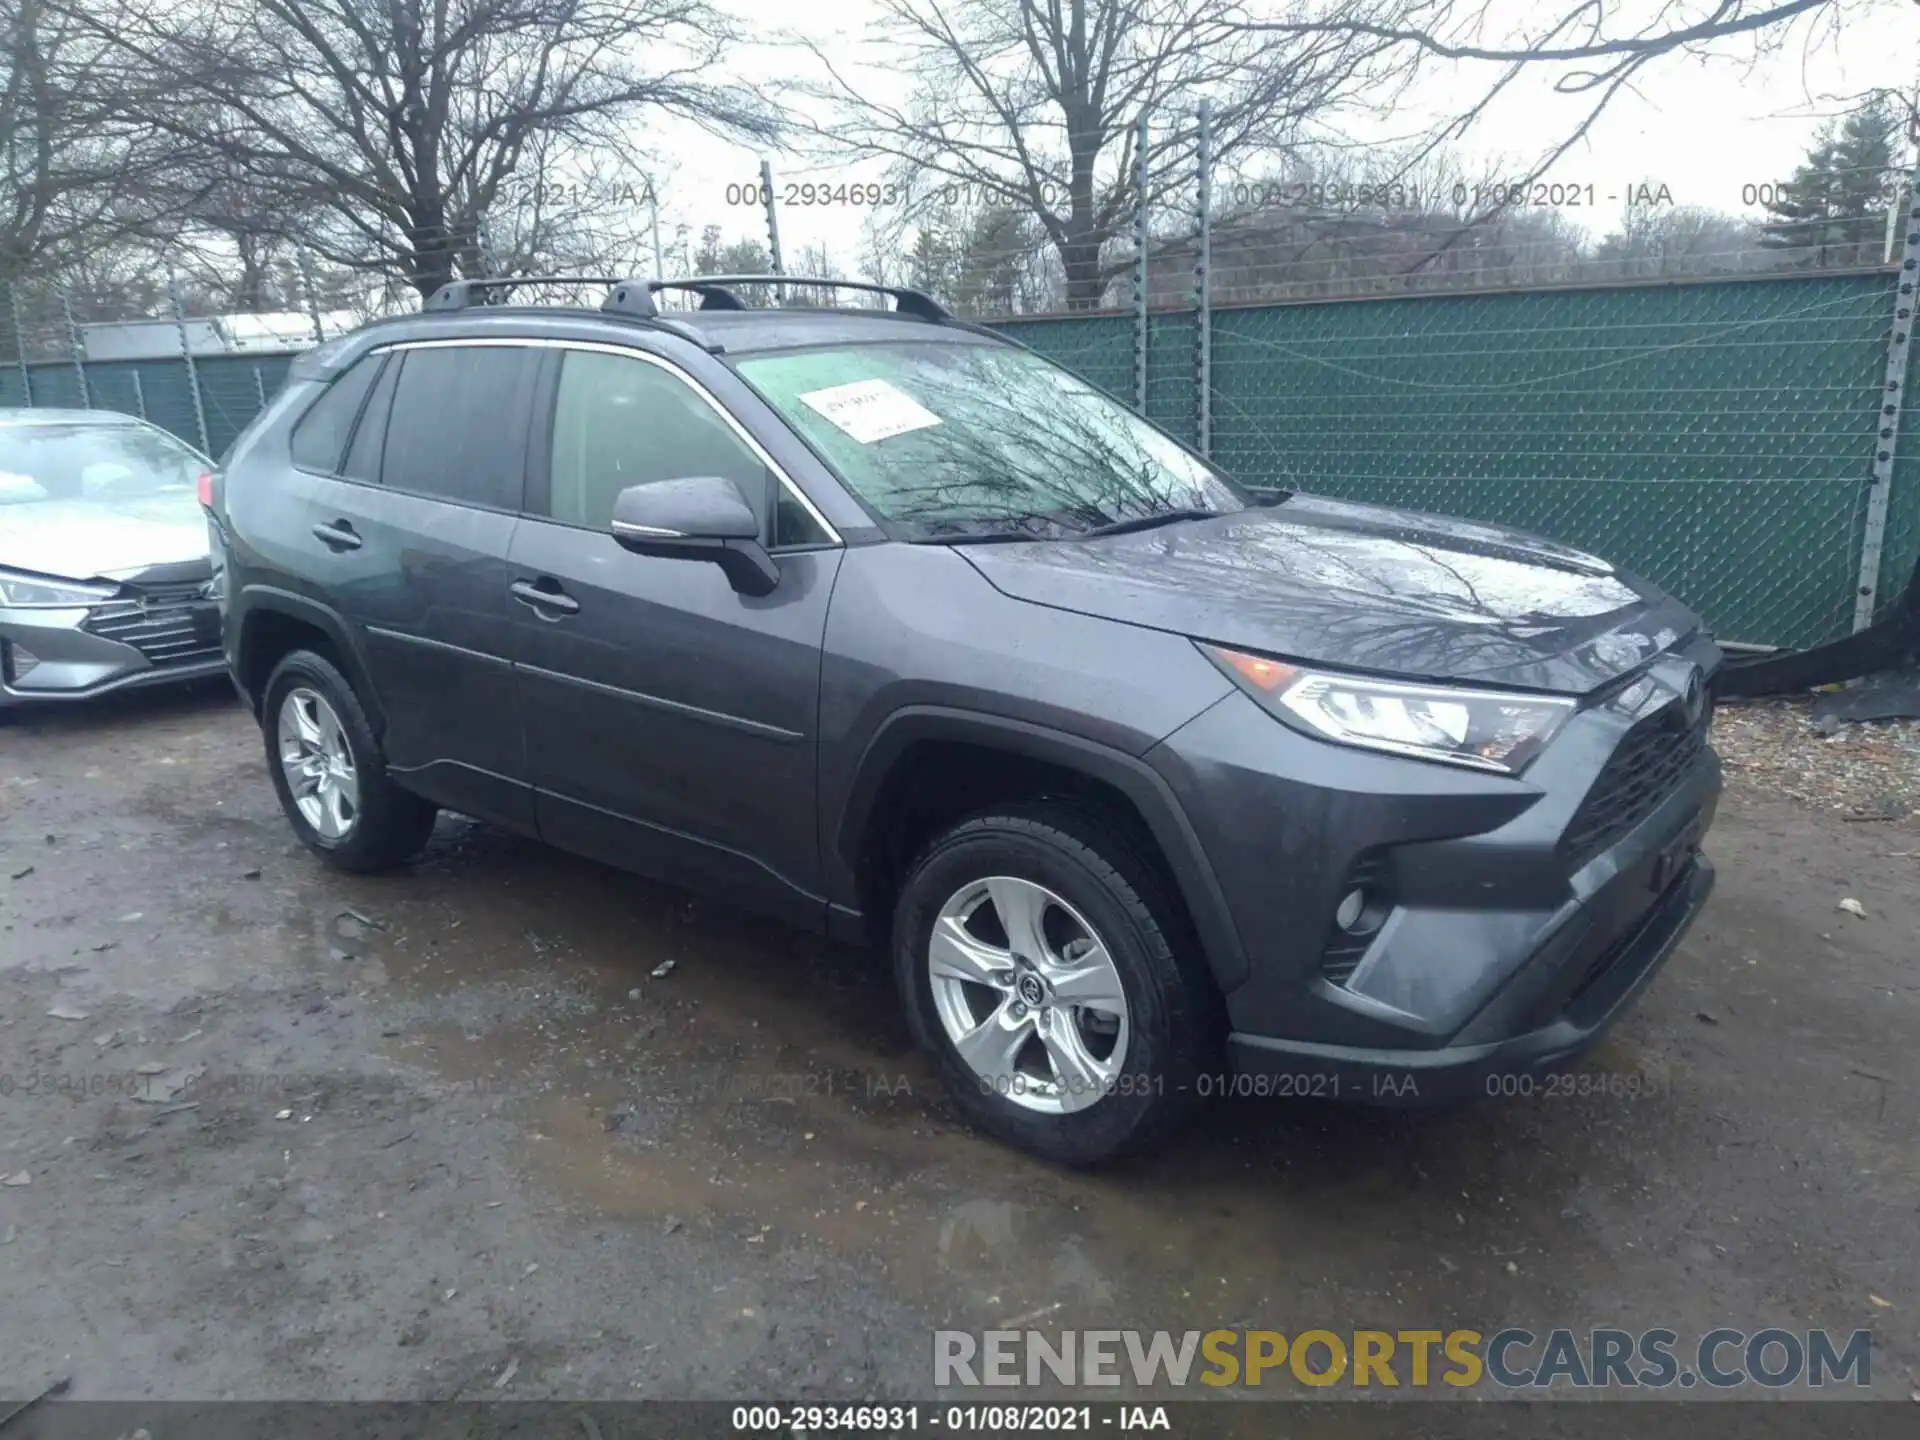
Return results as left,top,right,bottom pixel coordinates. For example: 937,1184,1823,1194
1591,198,1763,280
1194,0,1910,298
1239,2,1873,208
99,0,778,300
1,0,184,285
1243,1,1849,81
801,0,1416,309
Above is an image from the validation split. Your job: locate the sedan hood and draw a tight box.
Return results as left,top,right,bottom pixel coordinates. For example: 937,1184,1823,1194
957,495,1699,694
0,494,210,582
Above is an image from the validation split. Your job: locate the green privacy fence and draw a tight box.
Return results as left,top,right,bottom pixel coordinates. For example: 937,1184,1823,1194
3,272,1912,650
0,352,298,464
999,270,1919,652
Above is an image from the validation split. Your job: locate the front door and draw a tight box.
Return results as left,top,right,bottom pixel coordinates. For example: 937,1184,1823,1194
507,343,842,926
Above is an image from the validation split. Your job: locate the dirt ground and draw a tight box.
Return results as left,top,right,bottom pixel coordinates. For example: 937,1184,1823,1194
2,684,1917,1416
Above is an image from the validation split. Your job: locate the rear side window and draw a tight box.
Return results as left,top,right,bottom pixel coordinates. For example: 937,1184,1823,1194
379,346,534,509
288,355,382,473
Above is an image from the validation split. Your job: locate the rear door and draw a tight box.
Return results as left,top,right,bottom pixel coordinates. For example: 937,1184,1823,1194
506,341,844,926
302,339,539,829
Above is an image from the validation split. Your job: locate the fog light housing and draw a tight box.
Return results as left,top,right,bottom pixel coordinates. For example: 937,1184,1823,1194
1321,855,1393,985
1334,887,1367,931
4,641,39,684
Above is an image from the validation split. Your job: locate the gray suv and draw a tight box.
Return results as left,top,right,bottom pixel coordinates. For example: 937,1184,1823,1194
210,275,1722,1163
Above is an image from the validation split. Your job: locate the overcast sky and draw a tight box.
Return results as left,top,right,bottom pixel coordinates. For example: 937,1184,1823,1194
634,2,1918,272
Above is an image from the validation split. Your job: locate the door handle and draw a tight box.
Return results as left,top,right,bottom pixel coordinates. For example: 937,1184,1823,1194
311,520,362,551
510,579,580,616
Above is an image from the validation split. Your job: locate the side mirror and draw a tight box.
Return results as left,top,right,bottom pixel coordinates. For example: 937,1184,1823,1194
609,475,780,597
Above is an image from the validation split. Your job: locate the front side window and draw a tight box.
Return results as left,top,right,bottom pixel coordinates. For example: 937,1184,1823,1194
0,421,203,525
735,341,1244,538
545,349,771,532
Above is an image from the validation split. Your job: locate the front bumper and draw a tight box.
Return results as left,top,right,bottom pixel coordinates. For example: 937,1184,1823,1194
1229,855,1713,1104
1148,642,1724,1101
1,599,225,706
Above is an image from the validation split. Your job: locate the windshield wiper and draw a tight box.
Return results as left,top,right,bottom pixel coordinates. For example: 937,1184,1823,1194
906,529,1049,546
1078,507,1221,539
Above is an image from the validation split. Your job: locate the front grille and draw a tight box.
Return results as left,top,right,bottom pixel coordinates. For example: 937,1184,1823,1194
83,598,221,667
1319,853,1389,986
1562,701,1711,871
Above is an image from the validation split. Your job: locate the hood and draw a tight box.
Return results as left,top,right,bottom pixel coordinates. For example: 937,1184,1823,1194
957,495,1699,694
0,494,210,583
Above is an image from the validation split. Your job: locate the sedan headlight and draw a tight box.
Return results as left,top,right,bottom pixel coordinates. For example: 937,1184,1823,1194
1200,643,1576,774
0,567,119,608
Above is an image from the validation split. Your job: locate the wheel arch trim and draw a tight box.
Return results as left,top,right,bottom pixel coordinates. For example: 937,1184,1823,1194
834,705,1249,990
232,585,386,735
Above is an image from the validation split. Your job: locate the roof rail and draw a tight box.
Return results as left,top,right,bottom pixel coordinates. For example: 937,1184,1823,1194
646,276,952,322
421,272,952,335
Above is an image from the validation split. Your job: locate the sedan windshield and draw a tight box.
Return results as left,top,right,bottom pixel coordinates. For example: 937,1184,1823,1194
736,341,1245,537
0,422,204,515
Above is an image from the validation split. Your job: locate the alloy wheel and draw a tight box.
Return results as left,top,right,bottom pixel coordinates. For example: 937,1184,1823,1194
277,686,360,841
927,875,1131,1114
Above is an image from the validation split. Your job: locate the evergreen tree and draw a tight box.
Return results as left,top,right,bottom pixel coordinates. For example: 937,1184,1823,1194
906,226,959,299
1758,95,1902,265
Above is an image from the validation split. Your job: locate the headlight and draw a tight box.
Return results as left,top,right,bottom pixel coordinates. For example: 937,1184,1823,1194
1200,643,1576,774
0,567,119,608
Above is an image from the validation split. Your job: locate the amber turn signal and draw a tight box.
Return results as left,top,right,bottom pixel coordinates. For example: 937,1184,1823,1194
1202,644,1297,692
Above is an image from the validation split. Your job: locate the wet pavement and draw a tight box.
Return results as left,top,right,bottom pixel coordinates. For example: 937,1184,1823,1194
2,684,1917,1409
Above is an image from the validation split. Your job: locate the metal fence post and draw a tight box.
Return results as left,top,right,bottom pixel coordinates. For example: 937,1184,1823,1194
8,283,32,406
60,288,90,408
761,159,785,304
1193,99,1213,459
1133,111,1150,414
1853,159,1920,631
170,275,213,456
131,371,147,421
297,245,326,346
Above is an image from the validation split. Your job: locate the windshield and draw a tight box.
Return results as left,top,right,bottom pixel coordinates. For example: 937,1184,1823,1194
736,341,1244,537
0,422,204,516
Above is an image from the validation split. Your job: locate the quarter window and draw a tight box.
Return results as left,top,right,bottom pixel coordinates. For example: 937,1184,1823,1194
289,354,382,474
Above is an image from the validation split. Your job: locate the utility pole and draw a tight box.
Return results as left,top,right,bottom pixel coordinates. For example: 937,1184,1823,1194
761,159,785,304
1193,99,1213,460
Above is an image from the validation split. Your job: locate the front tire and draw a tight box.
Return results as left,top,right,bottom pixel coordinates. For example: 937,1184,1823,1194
893,803,1214,1164
262,649,437,872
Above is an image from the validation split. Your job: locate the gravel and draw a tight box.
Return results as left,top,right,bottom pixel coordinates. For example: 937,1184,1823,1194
1714,696,1920,826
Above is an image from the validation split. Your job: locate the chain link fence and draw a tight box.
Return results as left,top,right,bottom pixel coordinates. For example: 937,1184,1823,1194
1002,270,1917,652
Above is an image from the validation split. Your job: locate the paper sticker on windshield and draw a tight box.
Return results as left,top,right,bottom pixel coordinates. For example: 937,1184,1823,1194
797,379,942,444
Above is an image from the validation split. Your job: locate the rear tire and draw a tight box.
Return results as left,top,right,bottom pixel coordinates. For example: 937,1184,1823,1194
262,648,437,872
893,802,1215,1164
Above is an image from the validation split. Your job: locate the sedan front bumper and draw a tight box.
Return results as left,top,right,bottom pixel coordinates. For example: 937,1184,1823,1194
1,597,225,705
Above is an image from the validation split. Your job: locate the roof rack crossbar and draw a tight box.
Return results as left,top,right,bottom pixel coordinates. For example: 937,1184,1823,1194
423,276,630,312
646,276,952,322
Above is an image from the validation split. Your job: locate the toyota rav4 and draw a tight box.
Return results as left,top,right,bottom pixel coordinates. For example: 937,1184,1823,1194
208,275,1721,1163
